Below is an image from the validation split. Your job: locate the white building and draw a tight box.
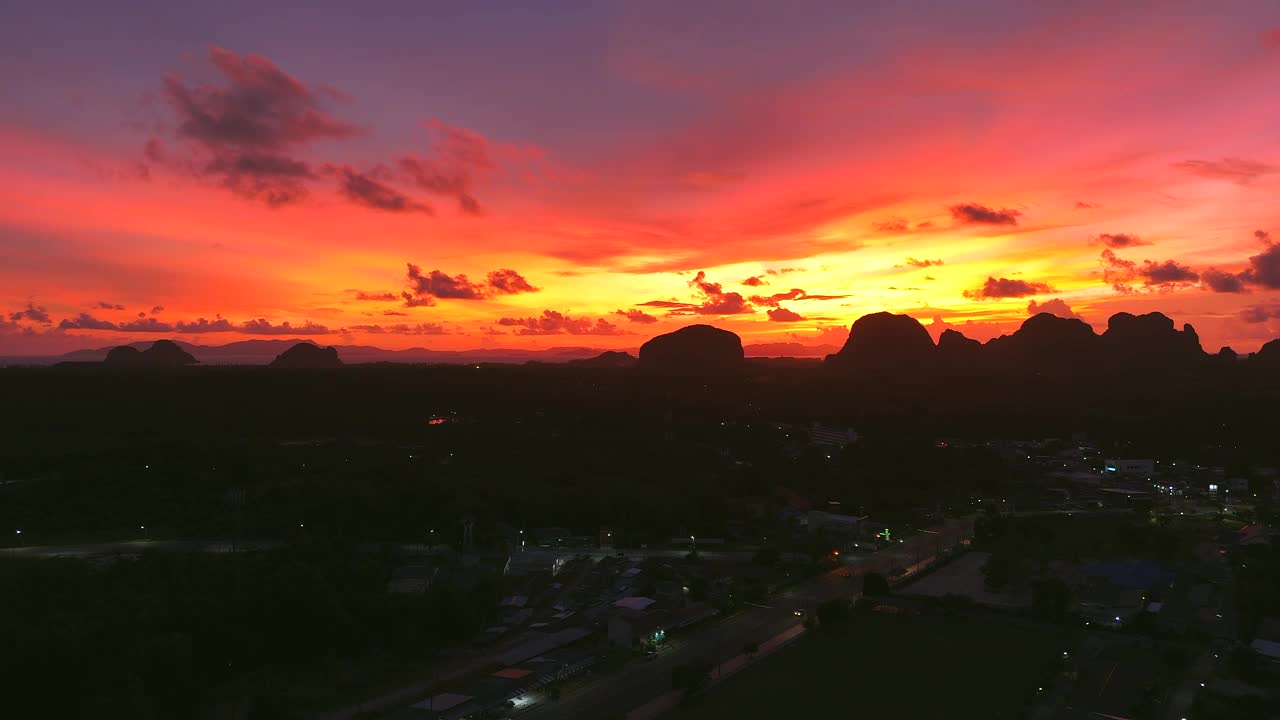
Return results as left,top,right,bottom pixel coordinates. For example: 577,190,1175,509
807,510,865,538
1103,458,1155,477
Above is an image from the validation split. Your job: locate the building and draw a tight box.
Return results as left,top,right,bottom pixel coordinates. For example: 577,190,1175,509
808,422,858,449
806,510,865,540
1103,458,1155,477
387,564,439,594
608,611,666,648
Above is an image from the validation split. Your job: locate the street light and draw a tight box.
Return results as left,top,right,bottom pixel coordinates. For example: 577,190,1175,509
15,529,23,548
140,525,149,541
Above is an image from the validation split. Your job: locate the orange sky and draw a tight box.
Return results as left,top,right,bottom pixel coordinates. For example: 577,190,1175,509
2,2,1279,355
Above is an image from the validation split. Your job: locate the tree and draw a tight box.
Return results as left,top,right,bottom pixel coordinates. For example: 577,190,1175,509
1030,578,1071,620
982,552,1027,591
863,572,890,596
752,547,779,566
688,576,709,602
816,597,850,625
672,659,711,694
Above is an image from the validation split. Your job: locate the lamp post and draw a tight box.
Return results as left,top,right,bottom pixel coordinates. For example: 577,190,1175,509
15,529,23,548
140,525,149,541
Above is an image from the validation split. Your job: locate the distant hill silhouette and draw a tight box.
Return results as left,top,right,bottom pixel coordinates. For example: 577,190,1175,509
639,324,743,371
825,311,935,369
1101,311,1203,366
936,328,982,366
985,313,1100,369
571,350,638,368
743,341,841,358
822,310,1248,376
103,340,198,368
56,339,608,366
270,343,343,368
1257,338,1280,365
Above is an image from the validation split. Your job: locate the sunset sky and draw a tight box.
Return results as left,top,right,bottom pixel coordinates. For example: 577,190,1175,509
3,0,1280,356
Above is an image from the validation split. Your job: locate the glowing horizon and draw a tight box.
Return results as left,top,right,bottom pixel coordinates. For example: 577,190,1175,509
3,2,1279,355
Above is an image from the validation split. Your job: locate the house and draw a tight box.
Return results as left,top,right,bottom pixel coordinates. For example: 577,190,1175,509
387,564,439,594
1073,560,1174,628
1103,458,1155,477
808,422,858,449
655,580,687,608
608,611,666,648
806,510,865,540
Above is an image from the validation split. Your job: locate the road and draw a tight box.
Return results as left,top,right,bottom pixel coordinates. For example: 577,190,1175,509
514,568,854,720
4,538,280,558
3,540,757,563
510,520,973,720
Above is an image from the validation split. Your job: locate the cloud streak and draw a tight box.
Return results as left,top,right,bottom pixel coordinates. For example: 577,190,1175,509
949,203,1021,226
496,310,625,335
963,276,1055,299
1172,157,1277,185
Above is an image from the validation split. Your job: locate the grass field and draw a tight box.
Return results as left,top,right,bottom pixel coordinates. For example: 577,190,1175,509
671,609,1067,720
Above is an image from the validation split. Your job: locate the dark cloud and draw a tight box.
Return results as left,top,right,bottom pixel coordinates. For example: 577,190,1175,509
345,323,449,335
58,313,116,330
401,292,436,307
406,263,487,300
748,288,850,306
923,275,937,281
741,275,768,287
614,309,658,324
157,46,360,206
963,276,1055,300
1172,157,1277,185
60,314,330,335
351,290,399,302
173,317,237,333
1094,233,1149,248
1075,201,1097,209
949,203,1021,226
873,219,908,233
905,258,942,268
486,269,539,295
1027,298,1082,320
1264,28,1280,49
1099,249,1138,293
238,318,330,335
496,310,625,335
399,119,491,215
150,305,165,314
401,264,538,305
144,137,166,163
331,165,431,214
96,301,126,310
767,306,805,322
765,267,802,275
1137,259,1198,287
638,300,695,308
1201,268,1249,293
120,317,175,332
688,271,752,315
382,310,408,316
1240,304,1280,323
9,302,52,324
1242,230,1280,289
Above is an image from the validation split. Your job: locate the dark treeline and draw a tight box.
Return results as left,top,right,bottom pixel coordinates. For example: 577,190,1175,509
1,358,1276,542
0,543,500,718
